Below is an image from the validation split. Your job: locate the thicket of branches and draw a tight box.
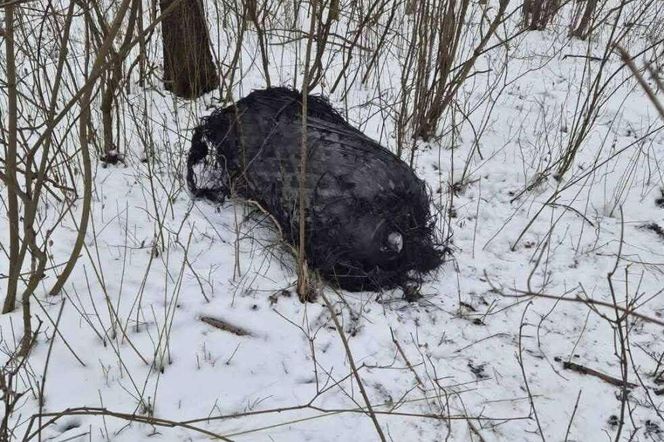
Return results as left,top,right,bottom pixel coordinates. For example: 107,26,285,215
1,0,663,440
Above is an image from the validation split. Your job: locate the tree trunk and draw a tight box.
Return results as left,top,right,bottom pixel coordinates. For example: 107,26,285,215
3,4,20,313
160,0,219,99
523,0,561,30
570,0,598,40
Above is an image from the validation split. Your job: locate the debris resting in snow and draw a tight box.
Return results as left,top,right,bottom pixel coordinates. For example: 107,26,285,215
187,87,443,291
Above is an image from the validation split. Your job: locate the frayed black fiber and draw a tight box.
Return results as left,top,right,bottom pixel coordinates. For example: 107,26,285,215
187,87,443,291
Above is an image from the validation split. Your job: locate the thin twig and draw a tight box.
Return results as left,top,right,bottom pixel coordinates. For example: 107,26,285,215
321,291,387,441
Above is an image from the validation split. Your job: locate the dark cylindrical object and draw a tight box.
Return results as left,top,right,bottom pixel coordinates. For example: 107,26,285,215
187,88,442,291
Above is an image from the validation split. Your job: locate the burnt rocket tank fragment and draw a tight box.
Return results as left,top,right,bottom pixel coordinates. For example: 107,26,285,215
187,87,442,291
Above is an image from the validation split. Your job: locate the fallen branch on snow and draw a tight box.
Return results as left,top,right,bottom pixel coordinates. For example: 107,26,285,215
562,361,637,389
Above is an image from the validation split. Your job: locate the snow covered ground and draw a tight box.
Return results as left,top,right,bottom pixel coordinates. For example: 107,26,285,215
2,1,664,441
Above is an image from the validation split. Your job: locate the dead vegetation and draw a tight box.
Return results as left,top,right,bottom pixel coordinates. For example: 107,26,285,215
1,0,664,440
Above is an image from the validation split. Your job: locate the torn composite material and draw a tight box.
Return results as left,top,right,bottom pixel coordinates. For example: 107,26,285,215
187,87,442,291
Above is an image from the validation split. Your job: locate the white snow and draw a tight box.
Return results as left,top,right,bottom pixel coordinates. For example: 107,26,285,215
1,1,664,441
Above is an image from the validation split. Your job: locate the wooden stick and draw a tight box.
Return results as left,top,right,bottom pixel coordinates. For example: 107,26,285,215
200,316,252,337
563,361,637,388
